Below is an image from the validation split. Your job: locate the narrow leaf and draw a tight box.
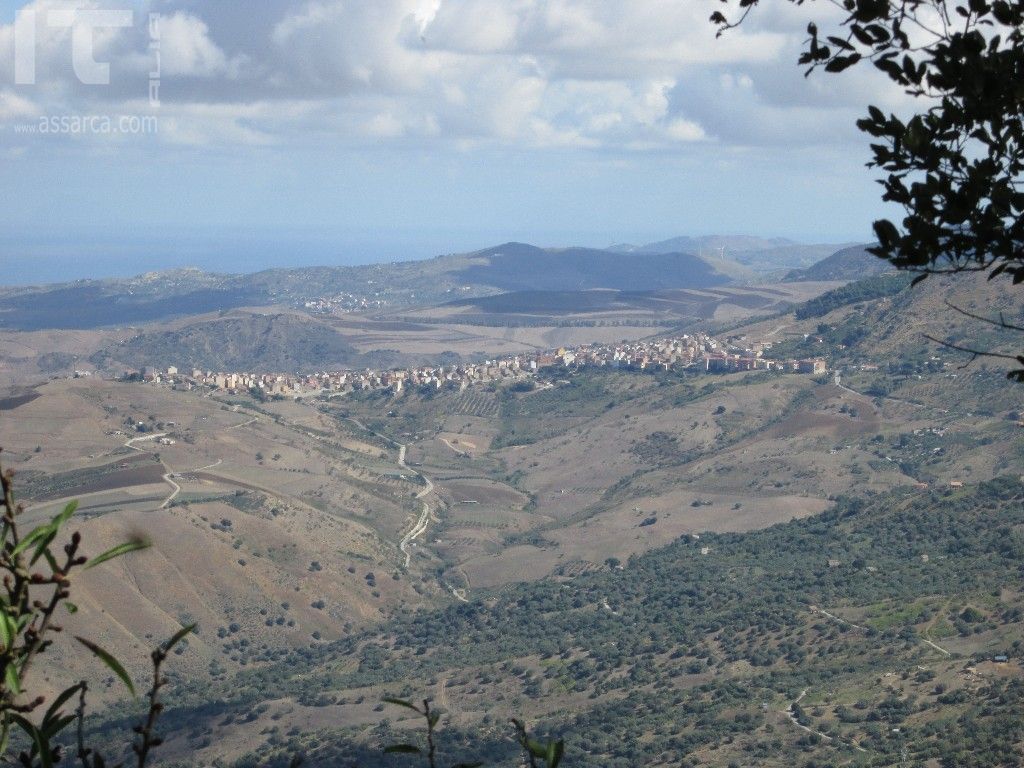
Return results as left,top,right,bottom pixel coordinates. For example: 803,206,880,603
9,714,50,768
383,744,422,754
0,613,14,651
11,524,54,559
42,682,84,728
30,502,78,565
550,740,565,767
4,664,20,695
527,740,547,758
30,530,59,566
383,697,420,712
163,623,196,653
41,549,59,574
84,539,151,570
40,714,75,740
75,637,135,696
54,501,78,528
0,717,10,758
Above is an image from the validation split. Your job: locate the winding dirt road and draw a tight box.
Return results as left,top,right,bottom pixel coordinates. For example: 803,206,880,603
345,419,438,569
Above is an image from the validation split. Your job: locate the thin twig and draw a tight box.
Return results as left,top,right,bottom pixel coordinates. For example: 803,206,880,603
423,699,437,768
923,334,1024,367
76,683,92,768
19,539,82,683
133,646,169,768
942,301,1024,333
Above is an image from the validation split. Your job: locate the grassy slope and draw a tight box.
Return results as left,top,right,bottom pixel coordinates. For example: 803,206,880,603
97,477,1024,768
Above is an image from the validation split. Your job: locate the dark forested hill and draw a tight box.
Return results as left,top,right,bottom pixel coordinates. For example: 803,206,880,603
449,243,731,292
785,244,888,282
89,312,360,373
793,272,915,320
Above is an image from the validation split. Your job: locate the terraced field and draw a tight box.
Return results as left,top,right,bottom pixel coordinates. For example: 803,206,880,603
449,389,500,418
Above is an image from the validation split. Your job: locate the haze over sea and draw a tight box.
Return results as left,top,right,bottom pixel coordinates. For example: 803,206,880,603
0,225,876,287
5,226,702,286
0,226,518,285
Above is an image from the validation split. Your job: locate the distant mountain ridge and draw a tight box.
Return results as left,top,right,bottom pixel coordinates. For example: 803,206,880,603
784,244,888,282
0,236,870,332
610,235,854,274
609,234,798,254
0,240,743,331
454,242,732,292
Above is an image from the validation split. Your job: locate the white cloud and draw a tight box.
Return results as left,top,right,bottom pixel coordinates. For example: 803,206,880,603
665,118,705,143
159,13,242,79
364,111,405,138
0,89,38,119
0,0,906,155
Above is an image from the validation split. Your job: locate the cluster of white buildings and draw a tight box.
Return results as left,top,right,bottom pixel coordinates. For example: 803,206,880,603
135,333,826,399
302,293,386,314
535,334,826,375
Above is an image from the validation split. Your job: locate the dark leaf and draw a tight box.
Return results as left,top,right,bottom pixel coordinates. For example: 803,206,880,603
825,53,861,72
42,683,85,728
9,714,51,768
75,637,135,696
383,744,422,754
827,35,855,50
163,623,197,653
383,697,421,713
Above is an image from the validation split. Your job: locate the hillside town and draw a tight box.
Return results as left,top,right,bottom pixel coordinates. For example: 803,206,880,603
129,332,827,399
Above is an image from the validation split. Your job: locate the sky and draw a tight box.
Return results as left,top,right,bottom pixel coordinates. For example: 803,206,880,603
0,0,908,284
